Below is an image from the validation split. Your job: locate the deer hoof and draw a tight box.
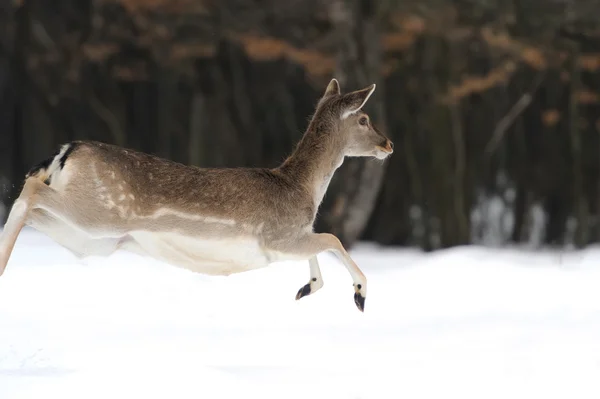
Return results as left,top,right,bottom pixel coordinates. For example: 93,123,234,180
354,292,365,312
296,277,323,301
295,283,312,300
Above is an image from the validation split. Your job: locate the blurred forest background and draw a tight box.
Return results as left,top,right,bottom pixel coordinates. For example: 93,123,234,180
1,0,600,251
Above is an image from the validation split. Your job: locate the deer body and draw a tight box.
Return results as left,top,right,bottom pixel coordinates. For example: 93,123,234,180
29,141,318,274
0,79,393,312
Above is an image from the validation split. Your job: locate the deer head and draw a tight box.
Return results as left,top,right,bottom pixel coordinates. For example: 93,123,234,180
314,78,393,160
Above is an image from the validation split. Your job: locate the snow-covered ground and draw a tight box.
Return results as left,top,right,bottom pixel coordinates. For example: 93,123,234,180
1,228,600,399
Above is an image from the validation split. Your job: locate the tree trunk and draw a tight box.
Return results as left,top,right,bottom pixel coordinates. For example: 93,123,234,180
314,0,389,248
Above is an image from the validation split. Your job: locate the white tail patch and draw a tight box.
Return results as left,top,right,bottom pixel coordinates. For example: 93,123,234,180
48,161,74,192
47,145,71,176
28,143,73,184
46,145,76,191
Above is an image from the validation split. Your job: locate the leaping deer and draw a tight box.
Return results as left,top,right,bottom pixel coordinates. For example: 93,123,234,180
0,78,393,312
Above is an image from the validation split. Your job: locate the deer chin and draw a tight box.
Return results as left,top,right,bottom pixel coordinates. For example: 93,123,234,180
374,146,393,160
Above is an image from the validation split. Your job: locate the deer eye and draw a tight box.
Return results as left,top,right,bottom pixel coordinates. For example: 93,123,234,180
359,116,368,126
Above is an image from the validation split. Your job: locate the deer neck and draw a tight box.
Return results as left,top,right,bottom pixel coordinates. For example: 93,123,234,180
279,123,345,208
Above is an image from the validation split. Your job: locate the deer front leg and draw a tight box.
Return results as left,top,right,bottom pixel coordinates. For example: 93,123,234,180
274,233,367,312
295,255,324,300
0,178,40,276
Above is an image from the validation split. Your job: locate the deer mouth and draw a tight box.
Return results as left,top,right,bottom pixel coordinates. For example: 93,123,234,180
374,147,392,159
375,141,393,159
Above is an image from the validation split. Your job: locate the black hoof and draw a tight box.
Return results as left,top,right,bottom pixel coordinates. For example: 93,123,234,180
354,292,365,312
295,283,312,300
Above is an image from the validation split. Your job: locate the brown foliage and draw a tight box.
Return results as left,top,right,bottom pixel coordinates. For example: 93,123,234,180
577,89,599,104
578,54,600,71
83,43,120,62
112,63,149,80
542,110,561,127
481,28,547,70
381,33,416,52
169,43,215,60
443,61,517,102
233,34,335,77
390,14,427,34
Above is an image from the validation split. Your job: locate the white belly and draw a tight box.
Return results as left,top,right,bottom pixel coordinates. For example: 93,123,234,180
127,231,273,276
27,210,304,276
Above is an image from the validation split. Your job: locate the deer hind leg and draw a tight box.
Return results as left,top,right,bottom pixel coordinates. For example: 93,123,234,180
27,209,121,258
273,233,367,312
295,255,324,300
0,177,124,276
0,178,41,276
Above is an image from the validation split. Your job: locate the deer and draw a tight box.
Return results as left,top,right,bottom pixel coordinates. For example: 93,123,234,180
0,78,393,312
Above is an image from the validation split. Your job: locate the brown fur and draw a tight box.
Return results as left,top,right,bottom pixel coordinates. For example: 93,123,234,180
0,78,393,312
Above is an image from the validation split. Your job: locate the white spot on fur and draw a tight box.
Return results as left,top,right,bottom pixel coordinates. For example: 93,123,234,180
118,194,126,201
91,162,106,195
116,205,128,217
146,208,236,226
110,171,116,179
129,194,135,200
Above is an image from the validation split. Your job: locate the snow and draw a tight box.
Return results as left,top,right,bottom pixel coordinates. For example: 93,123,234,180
1,228,600,399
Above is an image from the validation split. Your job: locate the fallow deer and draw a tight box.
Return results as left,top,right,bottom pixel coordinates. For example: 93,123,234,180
0,78,393,312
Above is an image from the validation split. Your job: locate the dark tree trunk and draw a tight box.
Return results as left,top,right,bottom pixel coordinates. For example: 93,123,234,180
314,0,389,248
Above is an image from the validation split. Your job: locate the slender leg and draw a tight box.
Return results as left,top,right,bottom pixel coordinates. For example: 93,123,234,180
328,239,367,312
273,232,367,312
295,255,324,300
0,177,102,276
0,179,39,276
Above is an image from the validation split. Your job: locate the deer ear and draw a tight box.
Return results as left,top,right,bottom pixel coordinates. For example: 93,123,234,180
323,78,341,98
341,84,376,119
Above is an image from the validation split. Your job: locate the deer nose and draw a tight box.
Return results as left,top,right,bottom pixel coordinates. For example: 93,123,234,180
385,140,394,153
